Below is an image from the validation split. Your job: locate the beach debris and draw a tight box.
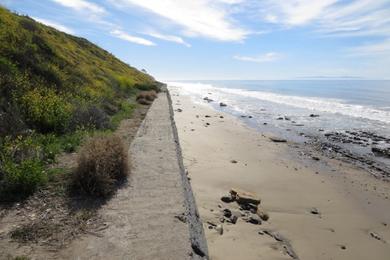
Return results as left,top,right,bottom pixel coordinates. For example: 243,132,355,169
203,97,214,102
340,245,347,250
263,122,268,125
176,108,183,112
284,116,291,121
230,188,261,206
312,156,320,161
205,115,211,118
248,115,253,118
220,102,227,107
230,160,238,164
310,114,320,117
310,207,320,215
241,115,247,118
206,122,210,126
215,224,224,235
269,137,287,143
277,117,284,120
228,214,238,224
220,115,224,118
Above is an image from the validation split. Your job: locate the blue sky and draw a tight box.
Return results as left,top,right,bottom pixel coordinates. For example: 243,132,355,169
1,0,390,80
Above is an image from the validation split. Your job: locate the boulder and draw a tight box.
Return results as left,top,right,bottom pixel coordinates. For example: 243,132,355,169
230,188,261,205
248,213,262,225
257,208,269,221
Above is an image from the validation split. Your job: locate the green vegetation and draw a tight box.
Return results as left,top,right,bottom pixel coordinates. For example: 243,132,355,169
0,7,160,201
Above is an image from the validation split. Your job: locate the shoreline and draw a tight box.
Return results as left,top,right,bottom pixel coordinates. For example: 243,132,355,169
170,89,390,259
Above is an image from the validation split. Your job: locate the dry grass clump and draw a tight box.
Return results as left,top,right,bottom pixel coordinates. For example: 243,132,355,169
136,90,157,105
72,136,128,197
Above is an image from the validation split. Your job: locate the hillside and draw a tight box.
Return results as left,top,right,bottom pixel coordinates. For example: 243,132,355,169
0,6,159,200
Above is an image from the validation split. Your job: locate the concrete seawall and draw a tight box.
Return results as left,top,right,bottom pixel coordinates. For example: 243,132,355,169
59,90,208,259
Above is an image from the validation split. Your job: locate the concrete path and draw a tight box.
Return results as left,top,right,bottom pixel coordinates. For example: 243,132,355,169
60,91,208,259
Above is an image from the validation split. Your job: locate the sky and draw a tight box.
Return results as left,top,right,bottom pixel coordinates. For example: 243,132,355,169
1,0,390,80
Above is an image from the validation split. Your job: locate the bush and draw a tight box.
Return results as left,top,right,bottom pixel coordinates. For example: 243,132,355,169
0,158,46,201
0,135,46,201
136,91,157,105
20,88,73,133
69,105,111,131
72,136,128,197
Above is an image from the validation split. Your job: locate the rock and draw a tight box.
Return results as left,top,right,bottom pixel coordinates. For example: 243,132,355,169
310,114,320,118
230,160,238,164
220,116,224,118
203,97,214,102
230,188,261,205
370,232,384,242
284,116,291,121
207,221,217,227
310,207,320,215
263,122,268,125
205,115,211,118
372,145,390,158
340,245,346,250
176,108,183,112
248,213,262,225
227,214,238,224
257,208,270,221
223,208,232,218
312,156,320,161
221,195,234,203
219,102,227,107
206,122,210,126
269,137,287,143
216,224,223,235
248,115,253,118
277,117,284,120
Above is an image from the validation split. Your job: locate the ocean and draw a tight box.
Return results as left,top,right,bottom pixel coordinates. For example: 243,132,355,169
168,80,390,168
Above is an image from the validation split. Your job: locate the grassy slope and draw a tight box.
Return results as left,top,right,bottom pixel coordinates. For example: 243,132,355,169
0,7,159,200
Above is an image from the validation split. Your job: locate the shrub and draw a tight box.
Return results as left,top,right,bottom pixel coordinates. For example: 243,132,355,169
20,88,73,133
0,135,46,201
136,90,157,104
72,136,128,197
110,101,135,129
69,105,111,131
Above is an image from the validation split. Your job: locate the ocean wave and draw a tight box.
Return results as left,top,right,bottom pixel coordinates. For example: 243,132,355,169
167,81,390,124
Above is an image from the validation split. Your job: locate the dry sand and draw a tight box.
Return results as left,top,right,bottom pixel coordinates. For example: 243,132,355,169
170,89,390,260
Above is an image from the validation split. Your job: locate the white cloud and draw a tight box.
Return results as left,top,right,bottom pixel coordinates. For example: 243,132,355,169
51,0,106,15
111,29,155,46
110,0,249,41
348,38,390,56
32,17,74,34
233,52,282,63
146,32,191,47
257,0,390,37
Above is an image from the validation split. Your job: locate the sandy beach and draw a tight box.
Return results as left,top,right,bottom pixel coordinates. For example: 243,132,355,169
170,88,390,260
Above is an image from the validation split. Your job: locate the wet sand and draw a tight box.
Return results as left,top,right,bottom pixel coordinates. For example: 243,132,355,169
170,90,390,260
